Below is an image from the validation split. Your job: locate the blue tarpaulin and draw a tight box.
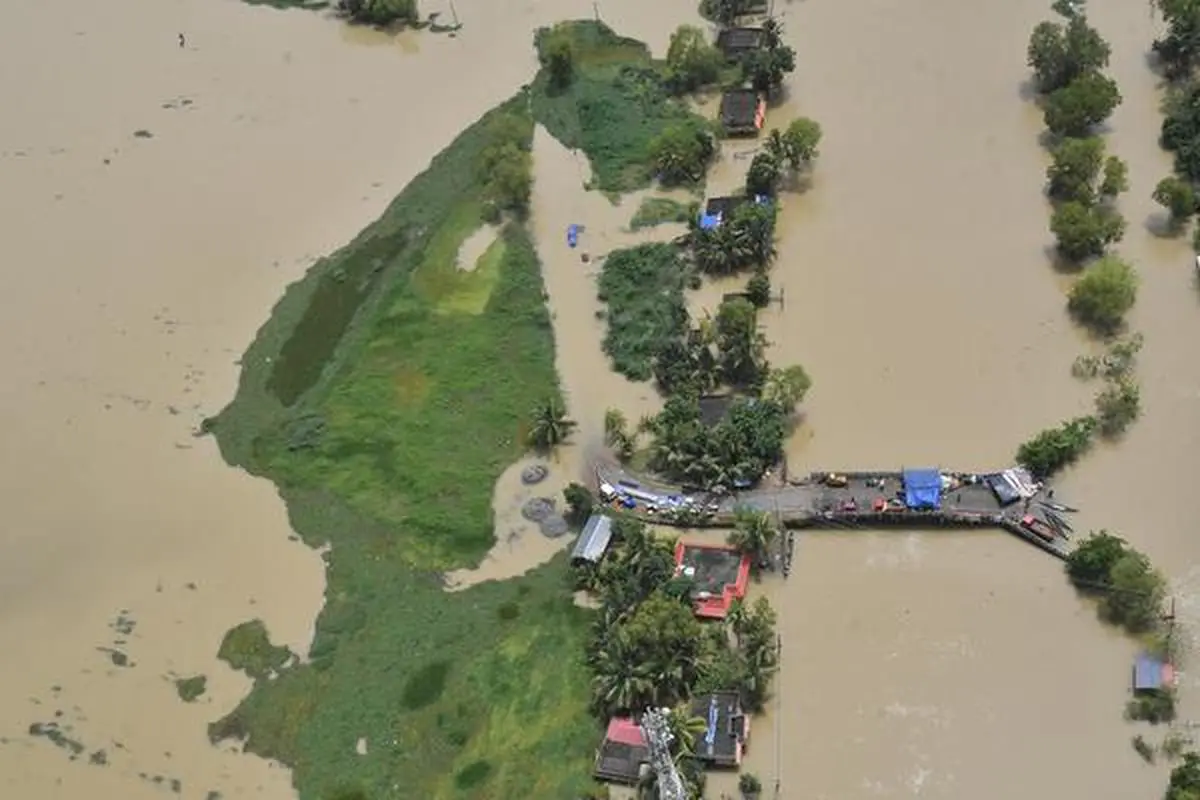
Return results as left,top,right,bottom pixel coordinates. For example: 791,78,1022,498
699,212,722,230
567,224,580,248
902,468,942,510
1134,654,1164,690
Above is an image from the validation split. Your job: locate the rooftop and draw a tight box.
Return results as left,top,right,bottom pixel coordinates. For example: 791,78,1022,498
593,717,648,784
720,89,765,132
571,513,614,563
674,541,751,619
690,691,750,766
715,27,765,58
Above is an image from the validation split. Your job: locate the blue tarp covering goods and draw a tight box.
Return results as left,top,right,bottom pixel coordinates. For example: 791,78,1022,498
903,468,942,510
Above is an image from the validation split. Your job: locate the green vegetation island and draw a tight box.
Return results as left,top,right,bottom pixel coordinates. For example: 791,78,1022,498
204,13,810,799
200,1,1200,797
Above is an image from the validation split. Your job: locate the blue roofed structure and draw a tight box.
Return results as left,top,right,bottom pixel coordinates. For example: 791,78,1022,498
571,514,614,564
1134,653,1165,691
902,468,942,510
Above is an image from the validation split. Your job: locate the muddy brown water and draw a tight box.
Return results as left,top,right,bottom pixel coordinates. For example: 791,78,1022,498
2,0,1195,797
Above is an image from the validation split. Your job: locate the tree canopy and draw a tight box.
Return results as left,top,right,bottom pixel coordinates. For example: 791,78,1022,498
1067,254,1138,334
665,24,725,93
650,122,717,185
1015,415,1097,478
1153,0,1200,81
1042,71,1121,137
1026,12,1111,94
336,0,419,26
1046,136,1125,205
1050,200,1124,262
764,118,823,172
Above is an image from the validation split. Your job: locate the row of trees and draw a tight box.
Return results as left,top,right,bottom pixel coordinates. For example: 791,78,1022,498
1015,1,1141,476
477,112,534,220
1154,1,1200,248
573,517,780,797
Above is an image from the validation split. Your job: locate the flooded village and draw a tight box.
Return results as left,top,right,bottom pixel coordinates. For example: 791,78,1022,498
4,0,1200,799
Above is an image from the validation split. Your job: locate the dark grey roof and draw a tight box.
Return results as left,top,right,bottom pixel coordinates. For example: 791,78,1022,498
716,27,765,57
571,514,614,563
690,691,746,765
720,89,760,128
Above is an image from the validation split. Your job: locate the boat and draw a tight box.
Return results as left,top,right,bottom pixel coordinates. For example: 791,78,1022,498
1038,500,1078,514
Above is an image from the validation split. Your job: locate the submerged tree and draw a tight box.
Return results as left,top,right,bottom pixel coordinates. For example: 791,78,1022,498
650,123,717,185
1067,254,1138,333
665,24,725,93
1027,11,1111,94
337,0,419,26
763,117,823,172
1042,71,1122,137
1153,175,1199,230
1015,415,1097,478
1050,200,1125,262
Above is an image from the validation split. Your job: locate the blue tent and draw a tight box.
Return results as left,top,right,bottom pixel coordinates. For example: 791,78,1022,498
902,468,942,510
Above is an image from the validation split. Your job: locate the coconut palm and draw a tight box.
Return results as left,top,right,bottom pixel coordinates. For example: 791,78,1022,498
664,703,710,760
728,507,778,569
526,398,577,451
591,639,655,717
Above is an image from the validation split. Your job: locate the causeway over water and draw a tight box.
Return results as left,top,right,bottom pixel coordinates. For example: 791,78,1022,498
595,463,1074,560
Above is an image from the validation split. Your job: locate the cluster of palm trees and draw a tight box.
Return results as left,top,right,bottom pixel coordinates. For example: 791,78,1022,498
575,517,780,798
727,507,779,571
579,518,780,711
527,397,577,452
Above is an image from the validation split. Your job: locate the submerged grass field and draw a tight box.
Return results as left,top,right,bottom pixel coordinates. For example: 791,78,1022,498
208,91,601,799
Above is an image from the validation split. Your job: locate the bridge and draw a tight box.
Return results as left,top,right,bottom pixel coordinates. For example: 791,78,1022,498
594,463,1075,560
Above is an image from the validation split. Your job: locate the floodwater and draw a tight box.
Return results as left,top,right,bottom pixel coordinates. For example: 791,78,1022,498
727,0,1199,797
3,0,1195,797
0,0,691,797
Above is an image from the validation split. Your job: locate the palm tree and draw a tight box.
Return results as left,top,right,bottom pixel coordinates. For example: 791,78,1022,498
664,703,709,760
762,17,784,50
591,639,655,717
526,398,576,451
728,507,778,569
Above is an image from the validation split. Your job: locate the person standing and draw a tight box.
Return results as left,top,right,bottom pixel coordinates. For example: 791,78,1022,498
178,33,186,48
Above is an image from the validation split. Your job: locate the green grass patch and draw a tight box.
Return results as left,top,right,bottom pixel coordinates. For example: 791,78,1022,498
597,243,692,381
629,196,693,230
175,675,208,703
218,621,293,681
206,89,602,799
531,21,713,195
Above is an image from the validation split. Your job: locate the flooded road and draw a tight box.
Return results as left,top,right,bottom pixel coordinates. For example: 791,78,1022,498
734,0,1197,796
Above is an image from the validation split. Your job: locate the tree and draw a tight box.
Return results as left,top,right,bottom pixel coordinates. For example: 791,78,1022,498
1042,71,1121,137
746,271,771,308
542,35,574,91
479,142,532,217
337,0,419,26
746,152,781,196
666,25,724,93
650,123,715,185
604,408,635,460
1166,751,1200,800
1153,175,1199,229
1045,135,1105,204
1068,254,1138,333
527,398,577,451
1100,156,1128,198
700,0,752,26
761,365,811,413
1015,416,1097,478
726,202,777,267
1066,531,1128,587
1094,376,1140,436
739,772,764,798
1103,550,1167,633
662,704,709,758
1154,0,1200,80
764,117,823,172
1027,14,1111,94
563,483,595,526
1050,200,1125,262
1162,79,1200,182
743,46,797,94
728,508,778,569
715,296,767,387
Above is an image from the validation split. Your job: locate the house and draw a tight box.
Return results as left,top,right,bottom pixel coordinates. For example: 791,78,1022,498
690,691,750,767
571,513,614,565
698,194,770,229
716,27,765,60
1133,652,1176,692
593,717,649,784
719,89,766,136
675,541,751,619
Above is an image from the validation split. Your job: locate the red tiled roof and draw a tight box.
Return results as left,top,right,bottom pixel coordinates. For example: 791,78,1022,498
605,717,647,748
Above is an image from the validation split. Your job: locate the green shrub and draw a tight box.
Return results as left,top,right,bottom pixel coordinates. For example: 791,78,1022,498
1015,416,1097,478
597,244,691,380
